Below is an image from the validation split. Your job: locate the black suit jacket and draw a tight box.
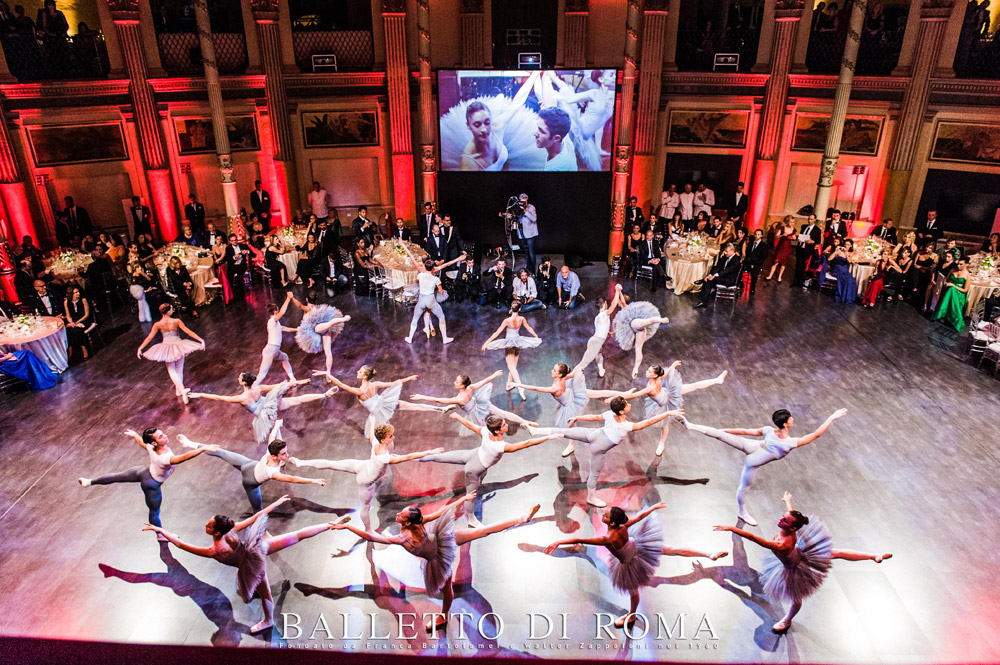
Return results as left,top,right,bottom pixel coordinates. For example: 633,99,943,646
201,230,223,249
799,223,822,247
131,205,152,237
624,206,645,228
483,266,513,299
870,225,897,244
224,244,250,272
250,189,272,219
426,234,447,262
441,225,463,262
64,205,92,237
728,193,749,222
916,220,943,242
390,226,411,242
27,287,62,316
184,202,206,232
418,213,434,245
825,219,848,238
711,254,742,286
637,239,662,265
743,239,768,271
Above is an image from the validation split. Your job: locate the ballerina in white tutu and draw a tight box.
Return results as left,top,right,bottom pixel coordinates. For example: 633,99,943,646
607,361,728,456
315,366,451,440
613,300,670,379
291,292,351,376
409,370,536,433
482,301,542,400
188,372,337,445
542,503,727,629
137,303,206,403
716,491,891,633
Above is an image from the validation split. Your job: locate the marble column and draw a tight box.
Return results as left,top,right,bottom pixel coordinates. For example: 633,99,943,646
460,0,486,68
383,0,415,221
608,0,641,264
632,0,669,210
107,0,178,240
883,1,955,225
0,98,38,253
812,0,867,221
563,0,589,68
417,0,436,207
748,3,803,230
194,0,239,217
252,0,297,224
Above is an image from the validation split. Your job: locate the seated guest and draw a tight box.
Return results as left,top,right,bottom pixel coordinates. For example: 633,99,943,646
742,229,769,294
390,217,411,242
55,213,73,248
19,235,44,275
886,246,915,301
453,256,480,303
734,226,749,257
136,234,156,259
895,231,917,261
179,225,201,247
201,222,223,250
352,236,377,295
106,234,127,272
62,284,93,360
718,219,738,246
818,241,858,304
296,232,322,290
80,234,96,254
825,210,848,246
165,256,199,318
264,236,289,288
645,213,664,239
425,223,447,266
13,259,36,306
665,212,685,241
624,223,643,279
912,243,937,306
536,257,557,304
937,238,963,264
82,248,114,304
224,233,251,300
126,260,164,321
513,268,546,312
0,349,58,390
209,236,233,304
556,264,584,309
862,249,900,308
638,228,669,292
27,279,63,316
981,232,999,256
870,218,897,244
480,258,513,309
693,243,741,308
924,251,956,313
692,212,709,234
707,216,724,239
248,220,266,251
323,249,345,293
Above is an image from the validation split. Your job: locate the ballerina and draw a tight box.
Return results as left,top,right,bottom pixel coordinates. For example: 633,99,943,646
142,495,349,634
571,285,625,378
680,408,848,526
176,427,326,512
329,493,541,631
291,292,351,376
609,361,728,456
252,292,298,387
136,303,205,403
316,366,450,439
482,301,542,400
419,413,559,526
526,396,679,507
409,370,536,433
188,372,336,445
290,424,443,529
78,428,216,535
542,503,728,628
715,491,892,633
613,300,670,379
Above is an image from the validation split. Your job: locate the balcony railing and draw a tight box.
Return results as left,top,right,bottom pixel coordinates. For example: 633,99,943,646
291,30,374,72
157,32,249,76
1,32,110,81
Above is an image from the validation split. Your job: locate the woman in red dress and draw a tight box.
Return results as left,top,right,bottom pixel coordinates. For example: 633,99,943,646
766,217,795,283
861,249,900,308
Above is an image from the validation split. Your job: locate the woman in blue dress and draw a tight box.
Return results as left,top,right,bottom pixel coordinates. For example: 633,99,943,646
0,349,57,389
819,242,858,303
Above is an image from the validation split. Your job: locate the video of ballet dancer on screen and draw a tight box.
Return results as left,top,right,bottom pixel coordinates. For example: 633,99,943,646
437,69,617,172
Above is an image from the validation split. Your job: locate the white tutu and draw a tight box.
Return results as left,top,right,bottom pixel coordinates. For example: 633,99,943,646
485,327,542,351
143,330,202,363
295,304,345,354
439,95,546,171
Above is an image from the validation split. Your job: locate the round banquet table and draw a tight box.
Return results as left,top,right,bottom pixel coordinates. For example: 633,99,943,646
850,262,876,296
0,316,68,373
372,241,429,290
665,246,712,295
153,247,216,306
268,227,308,280
966,278,1000,315
188,257,216,305
43,252,92,282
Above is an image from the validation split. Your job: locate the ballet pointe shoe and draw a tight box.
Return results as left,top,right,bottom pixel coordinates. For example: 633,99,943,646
518,388,527,400
875,553,893,563
654,440,666,457
587,494,607,508
77,477,91,487
597,365,605,378
715,370,728,385
467,515,484,528
250,619,274,634
737,511,758,527
324,386,339,398
442,337,455,345
521,504,541,524
177,434,197,449
614,613,637,629
710,551,729,561
560,442,575,457
404,336,413,344
772,619,791,633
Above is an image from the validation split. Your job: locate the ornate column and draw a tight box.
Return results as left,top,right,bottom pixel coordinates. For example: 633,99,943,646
632,0,669,210
194,0,239,217
563,0,589,68
751,0,778,73
417,0,436,206
460,0,486,68
933,0,966,78
383,0,416,220
883,1,955,224
812,0,867,221
0,99,39,257
252,0,297,225
608,0,641,264
107,0,178,240
748,1,803,230
662,0,682,71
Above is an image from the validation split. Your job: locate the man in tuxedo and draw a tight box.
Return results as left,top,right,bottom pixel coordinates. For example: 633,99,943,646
453,256,480,303
390,217,411,242
625,196,645,229
824,209,849,247
28,279,63,316
13,260,36,307
184,194,206,237
707,216,724,238
479,258,513,308
425,223,447,266
63,196,92,239
870,218,898,244
250,180,272,230
441,214,463,264
793,213,822,288
743,229,769,294
638,229,669,292
728,182,749,227
418,202,435,246
694,243,741,308
201,222,222,249
915,209,943,246
224,233,250,300
129,196,152,240
352,206,376,246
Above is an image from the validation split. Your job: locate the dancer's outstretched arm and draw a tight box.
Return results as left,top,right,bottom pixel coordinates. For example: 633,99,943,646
510,381,559,395
796,408,848,447
632,409,682,432
136,324,159,357
430,253,468,274
713,525,783,553
410,392,466,406
187,391,245,403
168,444,218,465
723,426,765,436
470,370,504,391
371,374,417,389
276,291,294,319
176,320,205,347
624,502,667,528
543,534,610,554
482,322,508,350
331,522,407,546
448,412,484,435
142,524,215,557
504,433,560,453
314,373,362,396
234,495,290,533
782,491,794,513
259,379,309,393
390,447,445,464
271,471,326,486
423,492,475,523
123,429,150,450
606,284,624,316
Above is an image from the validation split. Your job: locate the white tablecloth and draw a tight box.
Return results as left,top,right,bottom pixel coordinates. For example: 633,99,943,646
966,281,1000,315
0,317,69,373
850,263,876,296
278,253,299,280
190,260,215,305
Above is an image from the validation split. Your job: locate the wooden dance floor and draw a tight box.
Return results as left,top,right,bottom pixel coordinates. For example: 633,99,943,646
2,266,999,663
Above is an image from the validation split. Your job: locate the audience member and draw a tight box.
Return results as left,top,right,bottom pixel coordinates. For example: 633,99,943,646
637,228,669,293
250,180,272,230
794,213,822,288
624,196,645,229
513,268,546,312
915,209,942,246
871,218,897,244
727,181,749,226
743,229,768,294
480,258,513,309
693,182,715,217
556,264,584,309
693,243,741,308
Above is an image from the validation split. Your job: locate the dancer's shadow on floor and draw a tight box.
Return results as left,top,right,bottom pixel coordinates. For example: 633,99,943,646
650,534,784,652
644,455,710,486
98,545,246,647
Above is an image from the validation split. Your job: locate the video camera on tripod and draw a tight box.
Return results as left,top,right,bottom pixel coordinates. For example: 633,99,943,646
500,195,523,259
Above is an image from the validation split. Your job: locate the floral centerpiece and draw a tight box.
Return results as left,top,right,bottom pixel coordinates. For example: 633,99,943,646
58,250,76,265
0,314,38,337
982,255,995,273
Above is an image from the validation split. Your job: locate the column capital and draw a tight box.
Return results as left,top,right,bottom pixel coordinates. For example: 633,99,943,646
566,0,589,12
643,0,667,12
460,0,484,13
382,0,406,16
106,0,139,21
250,0,279,21
920,1,955,20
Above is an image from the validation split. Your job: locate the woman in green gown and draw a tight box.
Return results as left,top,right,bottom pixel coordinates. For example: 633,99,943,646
932,258,970,331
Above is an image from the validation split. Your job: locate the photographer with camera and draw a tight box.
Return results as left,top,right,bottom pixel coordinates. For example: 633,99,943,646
479,257,513,310
517,193,538,272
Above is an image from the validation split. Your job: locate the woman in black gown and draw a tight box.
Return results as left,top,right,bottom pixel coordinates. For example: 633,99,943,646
165,256,199,318
63,284,93,359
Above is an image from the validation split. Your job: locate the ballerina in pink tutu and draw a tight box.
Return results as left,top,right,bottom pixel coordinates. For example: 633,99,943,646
137,303,206,403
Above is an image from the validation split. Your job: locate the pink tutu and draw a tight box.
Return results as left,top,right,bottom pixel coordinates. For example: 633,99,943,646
143,331,202,363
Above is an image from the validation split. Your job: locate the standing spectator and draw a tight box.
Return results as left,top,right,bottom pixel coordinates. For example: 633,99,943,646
224,233,250,300
870,218,897,244
513,268,546,311
517,193,539,273
727,181,750,227
480,258,513,309
62,196,92,239
556,264,584,309
352,206,377,246
184,194,206,238
658,185,679,221
418,201,435,246
624,196,645,229
130,196,152,240
678,183,695,228
250,180,272,230
825,209,848,245
693,182,715,218
743,229,768,294
424,223,447,266
441,214,463,265
307,181,329,223
794,214,822,288
765,217,795,282
915,209,943,246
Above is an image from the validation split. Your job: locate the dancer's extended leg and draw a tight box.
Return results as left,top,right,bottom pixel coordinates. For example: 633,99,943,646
488,404,533,426
86,467,164,527
398,400,449,413
179,435,263,511
278,390,333,410
773,600,802,633
505,352,525,399
683,422,760,454
428,301,452,344
680,370,727,394
661,546,728,560
454,504,540,545
322,336,333,375
831,549,893,563
265,521,338,555
735,448,777,526
165,359,186,396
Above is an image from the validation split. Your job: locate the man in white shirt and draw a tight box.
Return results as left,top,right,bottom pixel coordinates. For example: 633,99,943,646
405,263,453,345
252,292,298,387
658,185,679,221
794,214,822,288
535,107,577,172
307,181,330,222
30,279,60,316
513,268,546,312
693,183,715,217
678,184,695,226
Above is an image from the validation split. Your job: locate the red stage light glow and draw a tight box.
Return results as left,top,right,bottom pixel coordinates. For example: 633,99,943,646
147,170,178,242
